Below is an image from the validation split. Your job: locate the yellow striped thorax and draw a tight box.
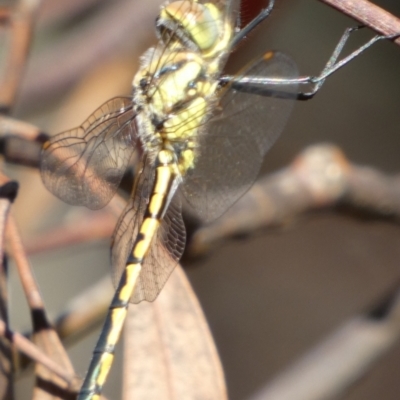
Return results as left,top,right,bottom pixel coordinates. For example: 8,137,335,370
132,0,234,175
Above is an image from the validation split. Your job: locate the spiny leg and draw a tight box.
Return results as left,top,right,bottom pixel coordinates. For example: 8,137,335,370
297,25,363,100
222,27,400,100
298,27,400,100
231,0,275,49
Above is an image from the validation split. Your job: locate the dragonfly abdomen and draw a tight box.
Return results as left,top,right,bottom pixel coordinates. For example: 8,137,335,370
78,149,180,399
129,151,179,262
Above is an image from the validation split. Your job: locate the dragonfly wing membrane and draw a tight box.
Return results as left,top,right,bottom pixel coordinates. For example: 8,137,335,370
40,97,137,210
182,51,298,221
111,161,185,303
111,160,152,302
135,195,185,302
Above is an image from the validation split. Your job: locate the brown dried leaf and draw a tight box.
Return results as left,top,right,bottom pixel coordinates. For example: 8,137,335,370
32,327,77,400
123,265,227,400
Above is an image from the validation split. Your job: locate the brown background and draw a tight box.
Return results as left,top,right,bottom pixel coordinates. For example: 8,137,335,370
8,0,400,399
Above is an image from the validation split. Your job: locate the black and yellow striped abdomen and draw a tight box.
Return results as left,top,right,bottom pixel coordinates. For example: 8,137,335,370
77,150,179,399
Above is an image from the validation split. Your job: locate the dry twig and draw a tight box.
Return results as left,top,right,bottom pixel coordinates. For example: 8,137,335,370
248,285,400,400
318,0,400,44
188,144,400,258
0,0,42,112
0,319,78,389
7,214,77,398
20,0,162,109
0,180,18,399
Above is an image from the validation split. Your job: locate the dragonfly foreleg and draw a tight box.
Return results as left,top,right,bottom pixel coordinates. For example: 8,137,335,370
230,0,275,49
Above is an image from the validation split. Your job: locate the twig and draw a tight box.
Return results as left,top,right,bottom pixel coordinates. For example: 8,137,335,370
22,182,126,255
0,7,11,22
20,0,162,109
39,0,108,27
0,0,42,112
0,180,18,399
0,319,78,389
248,285,400,400
188,144,400,258
54,276,113,340
0,116,43,140
318,0,400,46
24,210,116,255
7,214,46,311
7,213,77,396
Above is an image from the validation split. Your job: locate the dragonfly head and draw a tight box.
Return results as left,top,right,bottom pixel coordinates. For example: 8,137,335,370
156,1,231,58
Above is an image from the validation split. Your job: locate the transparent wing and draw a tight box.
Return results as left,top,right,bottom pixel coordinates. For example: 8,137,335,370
111,158,186,303
182,51,298,221
135,196,185,303
40,97,137,210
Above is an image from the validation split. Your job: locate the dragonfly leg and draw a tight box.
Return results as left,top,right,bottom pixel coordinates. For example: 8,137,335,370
221,27,400,100
297,27,400,100
231,0,275,49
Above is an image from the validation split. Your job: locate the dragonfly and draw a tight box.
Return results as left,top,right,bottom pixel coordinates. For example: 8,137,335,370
40,0,399,398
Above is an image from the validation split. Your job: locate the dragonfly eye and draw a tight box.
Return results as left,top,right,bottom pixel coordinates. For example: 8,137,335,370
157,1,221,53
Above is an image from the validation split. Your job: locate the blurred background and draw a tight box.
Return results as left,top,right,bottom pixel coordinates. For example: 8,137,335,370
5,0,400,399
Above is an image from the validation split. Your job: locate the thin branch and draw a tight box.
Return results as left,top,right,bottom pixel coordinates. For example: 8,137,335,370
0,0,42,112
7,213,77,396
0,7,11,23
20,0,162,109
248,284,400,400
24,210,115,255
38,0,108,27
318,0,400,46
0,319,79,389
54,276,113,340
7,215,46,310
0,116,43,140
0,117,44,168
23,189,125,254
188,144,400,258
0,180,18,400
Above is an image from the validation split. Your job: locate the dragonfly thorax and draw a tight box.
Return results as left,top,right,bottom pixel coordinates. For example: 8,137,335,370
133,48,216,173
132,0,235,175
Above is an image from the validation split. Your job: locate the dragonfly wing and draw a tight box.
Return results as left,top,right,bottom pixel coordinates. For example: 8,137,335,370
182,51,298,222
111,159,153,301
40,97,137,210
111,160,185,303
135,195,185,303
